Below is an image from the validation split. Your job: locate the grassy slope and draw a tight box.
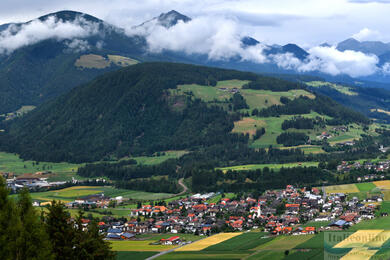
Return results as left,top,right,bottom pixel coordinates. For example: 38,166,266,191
0,150,186,181
218,162,319,172
0,152,83,181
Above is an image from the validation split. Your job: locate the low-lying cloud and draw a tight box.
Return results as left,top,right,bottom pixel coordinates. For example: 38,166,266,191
273,46,379,77
137,17,382,78
138,16,269,63
0,11,387,78
0,15,99,54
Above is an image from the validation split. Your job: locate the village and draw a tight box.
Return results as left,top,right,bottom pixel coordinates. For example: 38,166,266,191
336,160,390,175
45,184,382,244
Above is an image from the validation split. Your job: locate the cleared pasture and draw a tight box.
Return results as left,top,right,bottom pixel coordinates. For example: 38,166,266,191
219,162,319,172
0,152,82,181
75,54,110,69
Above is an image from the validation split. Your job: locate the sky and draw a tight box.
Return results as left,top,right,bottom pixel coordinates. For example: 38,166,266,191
1,0,390,77
1,0,390,47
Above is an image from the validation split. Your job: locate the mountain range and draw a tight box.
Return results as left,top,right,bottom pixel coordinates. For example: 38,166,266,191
0,9,390,115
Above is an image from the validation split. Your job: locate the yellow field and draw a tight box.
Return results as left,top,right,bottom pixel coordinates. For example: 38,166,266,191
175,233,242,251
335,230,384,248
110,241,177,252
325,184,359,194
341,248,378,260
373,180,390,189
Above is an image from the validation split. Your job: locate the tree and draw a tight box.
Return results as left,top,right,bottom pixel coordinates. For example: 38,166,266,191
73,212,115,260
45,201,77,259
16,188,53,260
0,177,22,260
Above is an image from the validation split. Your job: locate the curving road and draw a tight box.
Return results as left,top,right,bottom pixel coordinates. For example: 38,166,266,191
176,178,188,195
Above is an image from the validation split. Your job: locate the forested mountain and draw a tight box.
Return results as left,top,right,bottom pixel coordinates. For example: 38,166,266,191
0,11,148,114
0,62,369,163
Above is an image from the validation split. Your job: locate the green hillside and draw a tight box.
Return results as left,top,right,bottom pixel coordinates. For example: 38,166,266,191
0,62,369,163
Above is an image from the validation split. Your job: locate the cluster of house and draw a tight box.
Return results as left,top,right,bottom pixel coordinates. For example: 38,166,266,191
337,160,390,174
96,185,380,241
218,87,239,93
2,172,66,191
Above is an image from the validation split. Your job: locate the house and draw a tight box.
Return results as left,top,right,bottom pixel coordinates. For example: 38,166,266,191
120,232,135,240
160,236,181,245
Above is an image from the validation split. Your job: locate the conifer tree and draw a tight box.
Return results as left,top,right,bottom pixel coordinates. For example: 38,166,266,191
16,188,53,260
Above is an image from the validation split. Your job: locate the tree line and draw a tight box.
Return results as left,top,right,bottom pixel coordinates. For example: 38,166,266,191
0,177,115,260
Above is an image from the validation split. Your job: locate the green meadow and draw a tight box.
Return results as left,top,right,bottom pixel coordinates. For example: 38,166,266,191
219,162,319,172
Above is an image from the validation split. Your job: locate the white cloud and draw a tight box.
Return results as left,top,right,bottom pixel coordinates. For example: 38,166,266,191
271,52,302,70
272,46,379,77
352,28,381,41
382,62,390,74
65,39,90,52
137,15,268,62
0,15,100,54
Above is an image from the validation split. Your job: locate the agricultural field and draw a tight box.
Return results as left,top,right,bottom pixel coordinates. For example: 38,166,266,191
110,240,177,252
373,180,390,200
324,184,360,194
254,235,314,250
219,162,319,172
115,251,158,260
176,233,242,251
158,251,250,260
349,216,390,230
355,182,377,192
203,232,273,251
373,180,390,190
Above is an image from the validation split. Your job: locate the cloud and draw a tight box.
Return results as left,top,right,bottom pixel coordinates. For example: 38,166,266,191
349,0,390,3
140,15,268,62
0,15,100,54
65,39,90,52
352,28,381,41
137,17,266,63
273,46,379,77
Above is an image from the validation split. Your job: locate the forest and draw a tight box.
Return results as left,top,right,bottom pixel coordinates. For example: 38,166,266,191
0,63,370,163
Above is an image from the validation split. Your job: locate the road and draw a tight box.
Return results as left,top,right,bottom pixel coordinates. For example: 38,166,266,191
176,178,188,195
